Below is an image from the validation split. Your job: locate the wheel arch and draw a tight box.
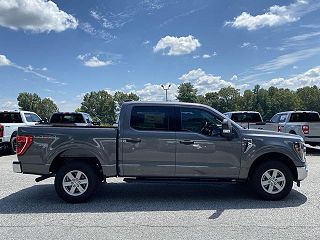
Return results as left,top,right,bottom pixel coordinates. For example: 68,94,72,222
248,152,298,181
49,148,104,177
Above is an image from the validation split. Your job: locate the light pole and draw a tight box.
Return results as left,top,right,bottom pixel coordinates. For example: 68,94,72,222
161,84,171,101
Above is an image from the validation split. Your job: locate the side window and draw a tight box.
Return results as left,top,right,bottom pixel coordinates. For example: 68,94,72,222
270,114,280,123
130,106,171,131
24,113,33,122
279,114,288,123
31,114,41,122
180,107,222,136
24,113,41,122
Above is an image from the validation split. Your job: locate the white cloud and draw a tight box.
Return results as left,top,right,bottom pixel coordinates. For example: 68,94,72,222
0,53,65,85
0,99,19,110
84,57,112,68
0,0,78,32
240,42,258,49
287,31,320,41
193,55,200,59
153,35,201,56
263,66,320,89
230,75,238,81
42,67,48,71
77,54,114,68
202,52,217,59
79,22,115,42
179,68,236,94
143,40,150,45
255,47,320,71
0,54,12,66
226,0,320,31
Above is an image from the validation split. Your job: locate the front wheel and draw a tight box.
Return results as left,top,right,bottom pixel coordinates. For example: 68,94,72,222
251,161,293,200
54,161,99,203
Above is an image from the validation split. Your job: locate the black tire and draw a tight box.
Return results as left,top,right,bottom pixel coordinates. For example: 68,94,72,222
251,160,293,200
9,133,17,155
54,161,99,203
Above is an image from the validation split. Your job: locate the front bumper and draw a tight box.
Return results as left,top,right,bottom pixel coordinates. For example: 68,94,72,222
297,163,308,181
13,161,22,173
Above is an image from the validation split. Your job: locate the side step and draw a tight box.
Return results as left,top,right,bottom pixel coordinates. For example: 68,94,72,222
123,177,241,184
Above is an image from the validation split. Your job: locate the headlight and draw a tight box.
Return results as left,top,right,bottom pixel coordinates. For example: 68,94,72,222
293,142,306,162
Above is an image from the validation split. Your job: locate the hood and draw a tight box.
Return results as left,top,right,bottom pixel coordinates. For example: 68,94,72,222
241,128,304,142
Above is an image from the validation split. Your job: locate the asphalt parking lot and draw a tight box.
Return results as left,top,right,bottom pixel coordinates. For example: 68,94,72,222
0,151,319,240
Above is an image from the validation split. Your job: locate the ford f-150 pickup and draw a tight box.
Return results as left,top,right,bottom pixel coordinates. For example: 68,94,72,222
13,102,308,203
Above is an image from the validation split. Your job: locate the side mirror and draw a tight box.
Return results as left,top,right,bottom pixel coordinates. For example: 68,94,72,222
221,119,233,140
38,118,48,124
92,121,101,126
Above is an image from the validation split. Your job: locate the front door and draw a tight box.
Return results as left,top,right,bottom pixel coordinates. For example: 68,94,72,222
120,105,176,177
175,106,241,178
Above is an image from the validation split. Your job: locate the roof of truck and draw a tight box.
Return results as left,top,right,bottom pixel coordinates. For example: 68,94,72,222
123,101,204,107
224,111,260,114
276,111,319,115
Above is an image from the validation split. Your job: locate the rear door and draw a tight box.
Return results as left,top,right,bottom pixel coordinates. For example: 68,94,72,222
120,104,176,177
175,106,242,178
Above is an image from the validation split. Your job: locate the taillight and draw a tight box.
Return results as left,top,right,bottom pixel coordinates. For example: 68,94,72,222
0,124,3,138
277,126,282,132
16,135,33,156
302,125,309,135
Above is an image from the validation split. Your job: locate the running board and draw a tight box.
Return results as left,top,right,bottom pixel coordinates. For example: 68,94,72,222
123,177,241,184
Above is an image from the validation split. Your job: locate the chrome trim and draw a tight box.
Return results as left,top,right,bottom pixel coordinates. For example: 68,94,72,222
297,164,308,181
13,161,22,173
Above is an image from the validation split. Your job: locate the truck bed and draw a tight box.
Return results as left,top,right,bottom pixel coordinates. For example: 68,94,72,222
17,125,118,176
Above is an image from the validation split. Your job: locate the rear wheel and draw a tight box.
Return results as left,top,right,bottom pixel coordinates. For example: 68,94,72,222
251,161,293,200
9,133,17,155
54,161,99,203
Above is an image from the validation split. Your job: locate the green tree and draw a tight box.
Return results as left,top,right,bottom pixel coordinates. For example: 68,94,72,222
38,98,59,119
114,91,139,110
79,90,116,124
177,83,198,102
217,86,241,113
296,86,320,112
17,92,58,120
17,92,42,112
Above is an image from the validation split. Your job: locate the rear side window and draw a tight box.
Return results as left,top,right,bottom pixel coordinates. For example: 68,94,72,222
50,113,85,124
270,114,287,123
231,113,262,123
279,114,288,123
24,113,41,122
289,113,320,122
0,112,23,123
130,106,172,131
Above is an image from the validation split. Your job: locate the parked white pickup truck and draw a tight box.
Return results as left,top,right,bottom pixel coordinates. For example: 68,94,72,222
273,111,320,146
224,111,277,131
0,110,42,154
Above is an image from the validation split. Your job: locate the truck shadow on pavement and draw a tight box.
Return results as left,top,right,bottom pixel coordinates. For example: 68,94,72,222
0,182,307,219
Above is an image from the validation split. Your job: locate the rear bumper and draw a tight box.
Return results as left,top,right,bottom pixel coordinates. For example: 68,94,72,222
13,161,22,173
297,163,308,181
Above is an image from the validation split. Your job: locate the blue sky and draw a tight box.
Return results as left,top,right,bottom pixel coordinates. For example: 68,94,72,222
1,0,320,111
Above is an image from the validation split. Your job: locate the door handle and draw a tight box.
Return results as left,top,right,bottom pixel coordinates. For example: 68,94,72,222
125,138,141,143
179,140,194,145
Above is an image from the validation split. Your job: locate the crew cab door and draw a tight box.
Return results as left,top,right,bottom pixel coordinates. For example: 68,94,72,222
120,104,176,177
175,106,241,178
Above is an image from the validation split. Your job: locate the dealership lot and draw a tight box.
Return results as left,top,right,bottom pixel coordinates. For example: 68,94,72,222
0,152,319,240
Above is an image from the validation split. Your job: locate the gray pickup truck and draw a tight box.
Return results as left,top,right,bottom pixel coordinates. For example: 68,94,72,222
13,102,308,203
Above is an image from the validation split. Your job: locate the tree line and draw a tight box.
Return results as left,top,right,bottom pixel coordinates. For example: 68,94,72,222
16,84,320,124
177,83,320,120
